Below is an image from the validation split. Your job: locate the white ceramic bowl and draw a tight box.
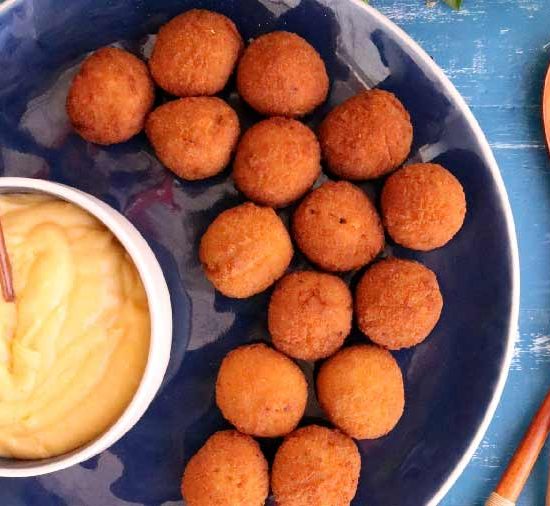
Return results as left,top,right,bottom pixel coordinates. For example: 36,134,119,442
0,177,173,477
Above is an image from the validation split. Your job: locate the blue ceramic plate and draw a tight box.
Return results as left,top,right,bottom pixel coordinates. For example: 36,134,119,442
0,0,519,504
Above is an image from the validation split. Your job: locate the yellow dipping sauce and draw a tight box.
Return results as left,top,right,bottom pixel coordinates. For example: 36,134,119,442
0,194,150,459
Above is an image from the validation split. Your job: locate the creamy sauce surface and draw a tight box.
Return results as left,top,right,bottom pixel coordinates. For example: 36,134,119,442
0,194,150,459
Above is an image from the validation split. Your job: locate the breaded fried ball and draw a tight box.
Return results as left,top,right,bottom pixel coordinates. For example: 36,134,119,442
356,258,443,350
292,181,384,272
317,345,405,439
66,47,154,145
149,9,243,96
146,97,239,180
181,430,268,506
199,203,293,298
268,271,352,360
233,118,321,207
319,89,413,180
381,162,466,250
216,344,307,437
237,31,329,117
271,425,360,506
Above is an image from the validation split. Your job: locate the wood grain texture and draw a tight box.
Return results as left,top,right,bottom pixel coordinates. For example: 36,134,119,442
494,390,550,501
373,0,550,504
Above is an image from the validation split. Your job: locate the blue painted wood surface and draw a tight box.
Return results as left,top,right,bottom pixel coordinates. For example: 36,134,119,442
371,0,550,504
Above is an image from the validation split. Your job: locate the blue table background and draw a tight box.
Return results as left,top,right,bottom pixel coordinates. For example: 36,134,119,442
373,0,550,504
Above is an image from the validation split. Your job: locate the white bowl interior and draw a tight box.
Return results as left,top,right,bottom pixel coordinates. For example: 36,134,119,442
0,177,173,477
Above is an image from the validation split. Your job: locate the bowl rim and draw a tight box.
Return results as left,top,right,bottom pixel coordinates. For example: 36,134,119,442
0,177,173,477
342,1,520,504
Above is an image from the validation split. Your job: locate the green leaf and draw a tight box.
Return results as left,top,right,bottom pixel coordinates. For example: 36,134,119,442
443,0,463,9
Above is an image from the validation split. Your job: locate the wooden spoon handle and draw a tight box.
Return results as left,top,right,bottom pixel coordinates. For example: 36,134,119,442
543,62,550,152
486,390,550,505
0,219,14,302
486,492,515,506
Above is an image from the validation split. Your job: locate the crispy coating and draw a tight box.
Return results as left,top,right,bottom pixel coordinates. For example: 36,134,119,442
317,345,405,439
271,425,360,506
233,118,321,207
66,47,154,145
149,9,243,96
216,344,308,437
381,162,467,250
199,203,293,298
181,430,269,506
292,181,384,272
146,97,240,181
237,31,329,117
319,89,413,180
268,271,352,360
355,258,443,350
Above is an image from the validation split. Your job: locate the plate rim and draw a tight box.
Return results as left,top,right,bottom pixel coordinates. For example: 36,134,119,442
343,1,520,504
0,0,520,503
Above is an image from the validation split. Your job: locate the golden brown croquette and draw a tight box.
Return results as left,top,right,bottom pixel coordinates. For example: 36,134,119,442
146,97,240,181
181,430,269,506
292,181,384,272
319,89,413,180
355,258,443,350
317,345,405,439
66,47,154,145
271,425,361,506
199,203,293,298
215,344,307,437
268,271,352,360
237,31,329,117
381,162,467,250
149,9,243,97
233,117,321,207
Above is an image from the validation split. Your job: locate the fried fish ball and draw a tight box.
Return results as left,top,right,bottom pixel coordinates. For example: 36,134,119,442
199,203,293,298
149,9,243,96
146,97,239,180
216,344,307,437
381,162,466,250
233,118,321,207
355,258,443,350
268,271,352,360
181,430,269,506
319,89,413,180
271,425,360,506
317,345,405,439
66,47,154,145
292,181,384,272
237,31,329,117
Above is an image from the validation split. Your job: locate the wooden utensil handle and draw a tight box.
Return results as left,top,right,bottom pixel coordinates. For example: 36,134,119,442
486,390,550,505
543,61,550,153
486,492,515,506
0,219,14,302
